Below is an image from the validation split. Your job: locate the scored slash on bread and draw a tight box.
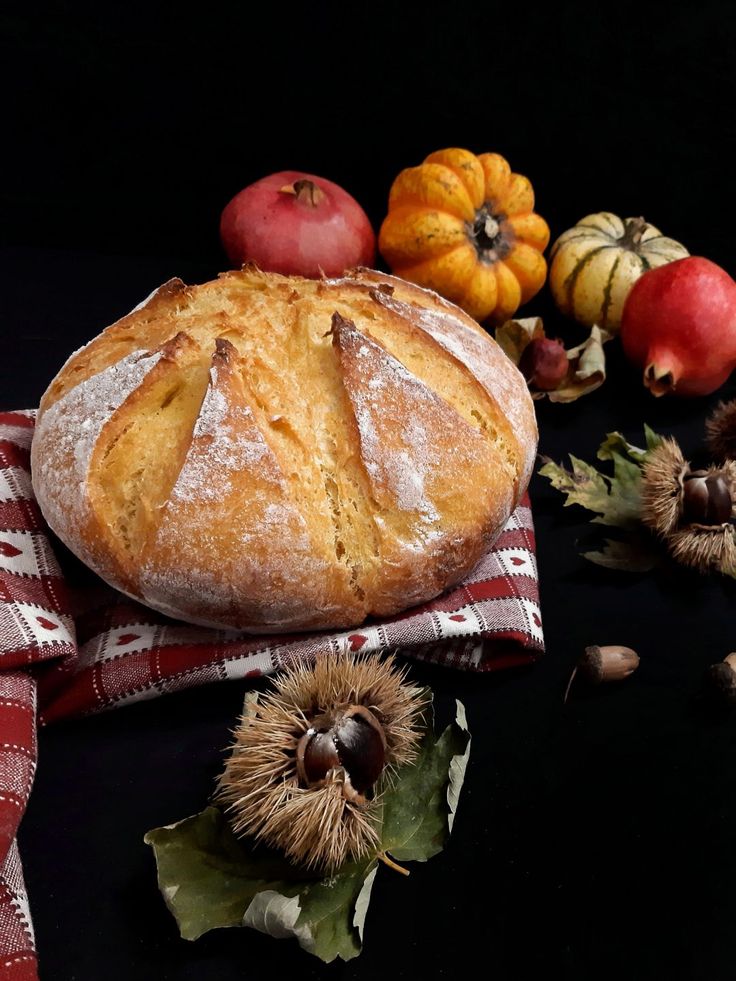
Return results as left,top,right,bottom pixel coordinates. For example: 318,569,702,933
329,311,513,613
31,267,538,632
144,333,333,628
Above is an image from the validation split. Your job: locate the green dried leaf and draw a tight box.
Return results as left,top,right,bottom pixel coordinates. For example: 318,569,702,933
285,860,377,962
242,891,308,941
143,808,306,942
240,867,380,962
539,427,667,571
582,536,661,572
447,700,471,833
539,450,642,529
644,424,664,451
599,455,641,519
381,699,470,862
597,431,648,464
352,865,378,942
540,456,615,522
145,698,470,963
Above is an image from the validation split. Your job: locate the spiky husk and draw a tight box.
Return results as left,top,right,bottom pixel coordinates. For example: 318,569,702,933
713,459,736,512
216,652,426,873
706,399,736,461
640,438,688,536
666,523,736,574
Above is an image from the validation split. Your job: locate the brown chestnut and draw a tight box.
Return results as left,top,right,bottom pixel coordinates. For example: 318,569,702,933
682,471,732,525
296,704,387,800
300,731,340,784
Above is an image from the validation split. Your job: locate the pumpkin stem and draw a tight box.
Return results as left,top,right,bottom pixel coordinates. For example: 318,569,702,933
483,215,500,240
279,179,325,207
620,216,648,250
468,205,510,262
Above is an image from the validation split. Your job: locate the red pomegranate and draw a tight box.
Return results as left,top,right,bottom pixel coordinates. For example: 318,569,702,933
220,171,376,278
620,257,736,397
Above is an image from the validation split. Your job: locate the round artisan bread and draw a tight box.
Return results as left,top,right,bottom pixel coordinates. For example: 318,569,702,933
31,267,537,632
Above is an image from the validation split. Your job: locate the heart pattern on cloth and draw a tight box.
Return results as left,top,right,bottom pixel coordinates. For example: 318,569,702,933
0,408,544,981
116,633,141,646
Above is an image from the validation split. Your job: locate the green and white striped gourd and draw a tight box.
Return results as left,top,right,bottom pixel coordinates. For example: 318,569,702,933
549,213,689,332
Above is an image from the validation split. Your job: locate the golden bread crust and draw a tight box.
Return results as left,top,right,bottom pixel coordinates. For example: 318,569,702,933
31,267,537,632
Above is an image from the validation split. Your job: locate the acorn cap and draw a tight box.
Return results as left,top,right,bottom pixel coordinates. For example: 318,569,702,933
704,657,736,704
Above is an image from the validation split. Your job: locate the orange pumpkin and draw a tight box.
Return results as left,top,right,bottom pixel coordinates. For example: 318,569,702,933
379,148,550,325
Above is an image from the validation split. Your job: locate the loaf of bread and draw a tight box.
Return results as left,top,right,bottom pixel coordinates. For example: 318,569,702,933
31,267,537,632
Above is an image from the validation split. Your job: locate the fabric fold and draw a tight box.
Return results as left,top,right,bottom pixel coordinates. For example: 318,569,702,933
0,409,544,980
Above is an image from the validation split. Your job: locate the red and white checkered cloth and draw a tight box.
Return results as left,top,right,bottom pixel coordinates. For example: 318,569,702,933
0,409,543,980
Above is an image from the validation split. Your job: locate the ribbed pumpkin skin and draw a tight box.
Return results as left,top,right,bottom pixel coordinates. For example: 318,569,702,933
549,213,689,332
379,148,550,325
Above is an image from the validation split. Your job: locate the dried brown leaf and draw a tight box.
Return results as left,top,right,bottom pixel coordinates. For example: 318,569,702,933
495,318,612,403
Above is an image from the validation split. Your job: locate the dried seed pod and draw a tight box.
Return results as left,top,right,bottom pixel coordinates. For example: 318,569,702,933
217,652,426,874
641,439,736,573
668,522,736,573
704,653,736,704
706,399,736,461
640,438,689,537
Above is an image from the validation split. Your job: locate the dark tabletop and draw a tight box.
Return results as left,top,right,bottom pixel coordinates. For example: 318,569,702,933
4,3,736,979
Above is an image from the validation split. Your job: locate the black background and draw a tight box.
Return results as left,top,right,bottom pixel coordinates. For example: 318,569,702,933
4,2,736,979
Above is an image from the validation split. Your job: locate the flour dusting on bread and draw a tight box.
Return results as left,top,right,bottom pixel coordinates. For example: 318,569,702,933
31,349,163,557
171,365,273,504
31,267,537,632
333,316,442,522
368,288,537,491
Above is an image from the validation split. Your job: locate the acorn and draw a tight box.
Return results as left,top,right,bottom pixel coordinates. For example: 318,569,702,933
564,645,639,703
217,652,426,874
579,645,640,683
704,653,736,705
